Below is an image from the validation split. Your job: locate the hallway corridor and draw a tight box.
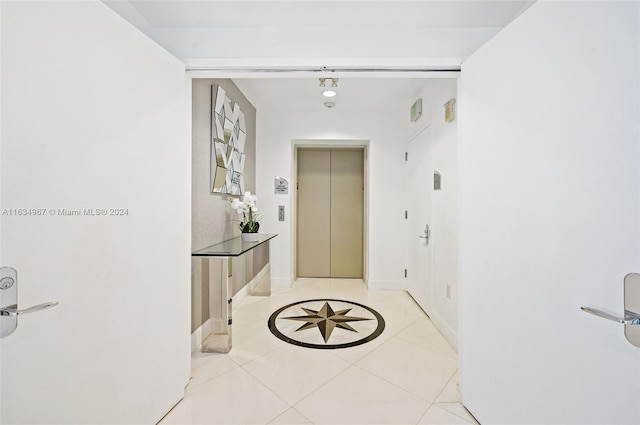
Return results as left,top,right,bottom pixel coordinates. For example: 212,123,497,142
160,279,477,425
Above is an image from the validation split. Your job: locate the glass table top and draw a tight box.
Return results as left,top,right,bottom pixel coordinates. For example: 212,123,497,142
192,234,277,257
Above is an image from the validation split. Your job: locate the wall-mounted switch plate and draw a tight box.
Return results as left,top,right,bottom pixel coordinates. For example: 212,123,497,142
446,284,451,300
278,205,285,221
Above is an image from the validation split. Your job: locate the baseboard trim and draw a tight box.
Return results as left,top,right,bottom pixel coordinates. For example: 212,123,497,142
429,309,458,352
367,280,406,291
233,283,250,308
272,277,292,288
191,318,211,353
231,263,270,307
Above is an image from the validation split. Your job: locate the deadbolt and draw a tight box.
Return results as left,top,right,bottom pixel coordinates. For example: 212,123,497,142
0,277,14,290
0,267,58,337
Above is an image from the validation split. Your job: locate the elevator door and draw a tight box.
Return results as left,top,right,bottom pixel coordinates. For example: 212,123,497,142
297,149,364,278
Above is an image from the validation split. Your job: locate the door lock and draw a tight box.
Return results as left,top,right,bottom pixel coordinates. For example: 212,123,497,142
418,224,430,245
0,277,15,290
0,267,58,337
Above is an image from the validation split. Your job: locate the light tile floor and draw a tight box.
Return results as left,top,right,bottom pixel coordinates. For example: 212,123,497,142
160,279,479,425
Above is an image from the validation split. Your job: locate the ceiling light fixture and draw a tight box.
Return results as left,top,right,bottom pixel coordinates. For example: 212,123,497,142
320,78,338,106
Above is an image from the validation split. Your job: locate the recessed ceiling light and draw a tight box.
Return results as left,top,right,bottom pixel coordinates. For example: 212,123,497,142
324,102,336,108
322,90,337,98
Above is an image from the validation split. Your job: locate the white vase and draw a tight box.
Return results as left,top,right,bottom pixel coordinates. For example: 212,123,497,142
241,233,259,242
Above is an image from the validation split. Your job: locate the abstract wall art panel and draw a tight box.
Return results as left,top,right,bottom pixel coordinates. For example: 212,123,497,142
211,85,248,194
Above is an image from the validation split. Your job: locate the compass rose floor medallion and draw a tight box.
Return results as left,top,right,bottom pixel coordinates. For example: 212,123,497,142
268,299,385,349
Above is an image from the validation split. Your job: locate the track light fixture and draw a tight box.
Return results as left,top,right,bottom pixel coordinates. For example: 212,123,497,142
319,78,338,88
320,78,339,98
320,78,339,106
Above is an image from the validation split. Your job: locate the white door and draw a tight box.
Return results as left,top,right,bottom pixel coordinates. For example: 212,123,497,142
406,127,433,315
459,1,640,423
1,2,189,424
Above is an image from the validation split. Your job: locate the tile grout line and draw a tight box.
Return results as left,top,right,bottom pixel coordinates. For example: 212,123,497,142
350,361,439,405
414,402,435,425
184,362,241,393
430,368,459,403
239,344,351,410
434,402,479,425
289,363,365,413
349,335,449,403
350,334,458,406
394,332,459,360
230,357,299,423
227,333,287,368
266,407,316,425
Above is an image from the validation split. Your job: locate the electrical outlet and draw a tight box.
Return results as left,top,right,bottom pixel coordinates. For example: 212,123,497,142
446,284,451,300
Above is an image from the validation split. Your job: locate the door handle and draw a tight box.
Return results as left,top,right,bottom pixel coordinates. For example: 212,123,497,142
418,224,430,244
0,301,59,317
581,273,640,347
580,307,640,325
0,267,58,337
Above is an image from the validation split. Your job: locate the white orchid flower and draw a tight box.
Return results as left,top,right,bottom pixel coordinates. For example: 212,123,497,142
242,192,257,204
230,198,242,210
231,198,249,214
230,192,259,232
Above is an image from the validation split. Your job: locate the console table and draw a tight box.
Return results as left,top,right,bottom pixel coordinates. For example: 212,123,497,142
192,234,277,353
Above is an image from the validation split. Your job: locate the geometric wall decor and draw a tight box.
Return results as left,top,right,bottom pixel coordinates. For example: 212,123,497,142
211,85,247,195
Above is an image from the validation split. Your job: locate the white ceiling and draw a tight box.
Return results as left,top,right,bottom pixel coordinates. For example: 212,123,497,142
233,77,432,111
128,1,529,30
104,0,534,69
104,1,533,111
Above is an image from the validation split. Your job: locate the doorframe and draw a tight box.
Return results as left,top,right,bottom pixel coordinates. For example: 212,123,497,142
405,124,434,315
292,140,370,284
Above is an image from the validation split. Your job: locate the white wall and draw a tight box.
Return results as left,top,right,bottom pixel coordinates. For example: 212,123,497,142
459,1,639,423
1,1,189,423
0,1,3,420
253,103,406,289
407,79,459,348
